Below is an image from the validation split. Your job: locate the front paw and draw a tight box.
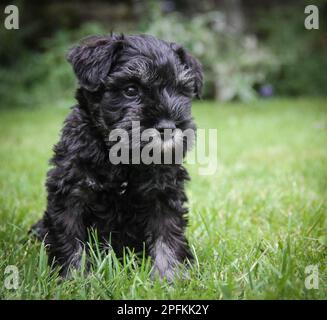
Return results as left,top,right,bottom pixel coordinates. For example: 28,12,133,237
151,262,190,283
58,246,86,278
151,264,176,283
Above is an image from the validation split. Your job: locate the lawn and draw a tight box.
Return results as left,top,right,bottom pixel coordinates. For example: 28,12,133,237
0,98,326,299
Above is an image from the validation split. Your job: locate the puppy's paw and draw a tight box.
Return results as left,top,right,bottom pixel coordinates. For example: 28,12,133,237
151,263,190,283
59,246,89,279
150,265,176,283
29,219,48,241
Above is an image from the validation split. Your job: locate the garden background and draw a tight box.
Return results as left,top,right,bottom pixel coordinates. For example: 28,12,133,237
0,0,326,299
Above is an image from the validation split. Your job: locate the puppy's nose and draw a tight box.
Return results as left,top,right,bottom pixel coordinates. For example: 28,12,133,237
155,119,176,139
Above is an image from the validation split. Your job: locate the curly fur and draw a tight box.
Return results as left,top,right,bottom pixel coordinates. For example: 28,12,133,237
30,34,203,281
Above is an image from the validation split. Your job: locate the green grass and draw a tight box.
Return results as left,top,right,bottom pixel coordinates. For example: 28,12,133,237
0,98,326,299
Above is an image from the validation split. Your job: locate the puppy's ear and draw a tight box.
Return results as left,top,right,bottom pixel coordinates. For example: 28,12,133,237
67,35,123,92
171,43,203,98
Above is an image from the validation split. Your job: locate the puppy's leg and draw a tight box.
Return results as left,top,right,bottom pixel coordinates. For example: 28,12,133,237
44,208,86,277
29,218,48,240
146,208,193,282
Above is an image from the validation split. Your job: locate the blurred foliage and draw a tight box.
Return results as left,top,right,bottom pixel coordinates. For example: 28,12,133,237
144,8,278,101
0,23,107,107
255,2,327,97
0,0,326,108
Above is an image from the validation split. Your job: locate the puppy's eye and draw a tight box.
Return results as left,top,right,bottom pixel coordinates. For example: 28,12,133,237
123,85,139,98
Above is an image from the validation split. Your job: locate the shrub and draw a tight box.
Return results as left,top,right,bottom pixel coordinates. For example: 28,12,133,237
255,3,327,97
144,11,278,102
0,23,107,108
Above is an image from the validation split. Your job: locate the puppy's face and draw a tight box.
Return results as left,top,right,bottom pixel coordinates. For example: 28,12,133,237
68,34,203,159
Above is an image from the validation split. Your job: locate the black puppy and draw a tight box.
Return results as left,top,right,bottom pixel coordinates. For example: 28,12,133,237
31,34,203,281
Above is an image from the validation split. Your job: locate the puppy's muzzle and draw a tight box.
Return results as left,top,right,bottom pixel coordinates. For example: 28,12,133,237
155,119,176,141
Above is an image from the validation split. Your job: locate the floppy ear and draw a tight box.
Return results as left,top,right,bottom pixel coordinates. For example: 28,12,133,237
171,43,204,98
67,35,123,92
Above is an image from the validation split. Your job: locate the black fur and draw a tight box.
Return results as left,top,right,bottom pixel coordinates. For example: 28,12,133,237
30,34,203,281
